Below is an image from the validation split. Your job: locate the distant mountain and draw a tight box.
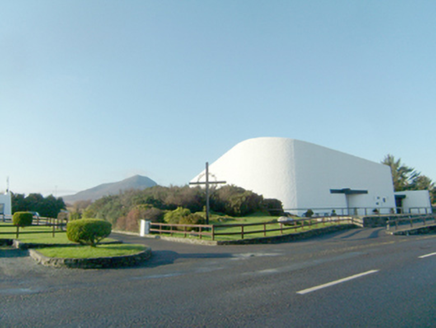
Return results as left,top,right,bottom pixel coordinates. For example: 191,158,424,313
62,175,158,203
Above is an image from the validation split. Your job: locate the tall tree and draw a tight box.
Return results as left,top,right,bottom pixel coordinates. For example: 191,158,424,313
381,155,435,204
409,175,435,204
409,175,434,191
381,154,420,191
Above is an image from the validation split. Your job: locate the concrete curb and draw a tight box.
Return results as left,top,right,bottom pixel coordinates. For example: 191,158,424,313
29,246,152,269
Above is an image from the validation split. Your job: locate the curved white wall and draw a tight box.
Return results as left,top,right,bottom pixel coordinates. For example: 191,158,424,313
191,138,299,209
191,137,396,214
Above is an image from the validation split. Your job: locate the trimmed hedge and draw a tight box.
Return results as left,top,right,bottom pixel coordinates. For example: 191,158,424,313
67,219,112,247
13,211,33,227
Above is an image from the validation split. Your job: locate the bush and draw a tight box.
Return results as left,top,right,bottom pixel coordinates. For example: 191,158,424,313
12,212,33,227
263,199,284,216
67,219,112,247
143,207,164,223
178,214,205,231
115,205,165,232
211,185,263,217
163,207,191,224
304,209,314,218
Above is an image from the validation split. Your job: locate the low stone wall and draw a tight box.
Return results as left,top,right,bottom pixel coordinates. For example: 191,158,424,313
362,216,390,228
387,224,436,236
362,214,435,228
29,247,152,269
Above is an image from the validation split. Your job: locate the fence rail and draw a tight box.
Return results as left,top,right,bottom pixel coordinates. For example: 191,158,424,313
0,216,68,238
386,214,436,231
150,222,214,239
150,216,354,241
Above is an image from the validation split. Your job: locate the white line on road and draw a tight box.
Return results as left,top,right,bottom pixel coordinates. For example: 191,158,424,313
297,270,379,295
419,252,436,259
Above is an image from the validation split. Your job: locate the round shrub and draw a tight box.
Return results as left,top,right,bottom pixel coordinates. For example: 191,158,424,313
67,219,112,247
12,212,33,227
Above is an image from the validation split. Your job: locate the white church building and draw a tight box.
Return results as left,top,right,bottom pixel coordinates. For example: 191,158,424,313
191,137,431,216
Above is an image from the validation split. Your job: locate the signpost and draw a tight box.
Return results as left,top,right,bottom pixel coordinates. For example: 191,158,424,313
189,162,226,225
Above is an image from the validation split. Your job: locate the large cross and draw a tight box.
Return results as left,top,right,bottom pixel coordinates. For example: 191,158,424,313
189,162,226,225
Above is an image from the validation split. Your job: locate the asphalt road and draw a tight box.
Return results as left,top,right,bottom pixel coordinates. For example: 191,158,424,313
1,228,435,327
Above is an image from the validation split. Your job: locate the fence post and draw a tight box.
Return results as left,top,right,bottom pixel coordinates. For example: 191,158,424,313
199,226,202,239
264,223,266,237
241,225,244,239
280,223,283,235
212,225,215,241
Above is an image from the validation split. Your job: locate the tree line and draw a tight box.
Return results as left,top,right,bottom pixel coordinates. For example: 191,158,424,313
11,193,66,218
68,185,283,231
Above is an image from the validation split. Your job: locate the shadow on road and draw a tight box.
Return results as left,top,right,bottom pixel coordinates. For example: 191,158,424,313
135,250,234,269
0,247,28,258
339,227,385,240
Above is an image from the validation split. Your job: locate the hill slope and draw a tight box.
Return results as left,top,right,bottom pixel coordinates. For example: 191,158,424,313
63,175,157,203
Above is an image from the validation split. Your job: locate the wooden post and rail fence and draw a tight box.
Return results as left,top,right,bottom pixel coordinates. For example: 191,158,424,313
385,213,436,231
149,215,360,241
149,213,436,241
0,216,68,238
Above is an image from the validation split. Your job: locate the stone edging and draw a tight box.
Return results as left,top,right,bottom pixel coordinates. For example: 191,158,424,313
13,240,122,250
29,246,152,269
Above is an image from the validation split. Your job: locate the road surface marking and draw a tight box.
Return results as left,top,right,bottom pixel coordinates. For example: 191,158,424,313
297,270,379,295
419,252,436,259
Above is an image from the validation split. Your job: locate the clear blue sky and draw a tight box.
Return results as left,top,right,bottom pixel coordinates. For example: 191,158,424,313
1,1,435,196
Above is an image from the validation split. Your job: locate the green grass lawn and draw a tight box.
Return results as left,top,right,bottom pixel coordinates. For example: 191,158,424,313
0,222,116,244
36,244,147,259
0,223,138,259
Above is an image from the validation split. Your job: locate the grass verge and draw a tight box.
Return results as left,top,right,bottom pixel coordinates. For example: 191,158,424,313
36,244,147,259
